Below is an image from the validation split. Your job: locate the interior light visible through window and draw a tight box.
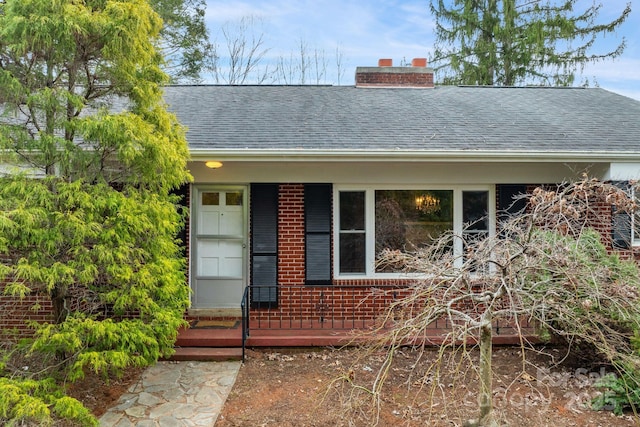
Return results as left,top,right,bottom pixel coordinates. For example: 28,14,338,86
415,193,440,213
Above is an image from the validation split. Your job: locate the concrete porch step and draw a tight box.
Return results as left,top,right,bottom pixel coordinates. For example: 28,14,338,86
170,347,243,361
246,329,357,347
175,325,538,350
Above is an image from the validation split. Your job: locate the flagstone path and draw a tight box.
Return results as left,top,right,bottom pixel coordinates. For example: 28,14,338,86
99,360,241,426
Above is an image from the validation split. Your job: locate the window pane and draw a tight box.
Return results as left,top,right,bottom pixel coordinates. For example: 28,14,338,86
340,192,365,230
339,233,366,273
462,191,489,270
202,192,219,206
463,191,488,231
226,191,243,206
375,190,453,272
339,191,366,274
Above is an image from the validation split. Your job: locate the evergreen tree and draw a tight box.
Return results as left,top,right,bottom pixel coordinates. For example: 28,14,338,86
152,0,214,82
0,1,191,423
430,0,631,86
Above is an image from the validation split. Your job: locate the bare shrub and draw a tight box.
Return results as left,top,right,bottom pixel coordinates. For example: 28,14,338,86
341,177,640,426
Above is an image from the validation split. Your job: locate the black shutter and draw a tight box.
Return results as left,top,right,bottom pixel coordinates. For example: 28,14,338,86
496,184,527,239
497,184,527,220
172,184,189,257
250,184,279,306
612,181,632,249
304,184,332,285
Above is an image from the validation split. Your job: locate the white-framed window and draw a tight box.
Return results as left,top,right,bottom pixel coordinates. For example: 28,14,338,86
612,182,640,249
334,186,495,278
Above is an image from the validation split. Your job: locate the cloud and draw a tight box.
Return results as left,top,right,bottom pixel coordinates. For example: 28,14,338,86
583,58,640,83
612,89,640,101
205,2,260,23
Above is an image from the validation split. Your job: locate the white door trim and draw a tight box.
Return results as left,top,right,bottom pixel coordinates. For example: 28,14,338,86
190,185,248,309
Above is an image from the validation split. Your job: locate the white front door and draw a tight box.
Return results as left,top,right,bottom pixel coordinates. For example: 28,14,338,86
191,186,247,309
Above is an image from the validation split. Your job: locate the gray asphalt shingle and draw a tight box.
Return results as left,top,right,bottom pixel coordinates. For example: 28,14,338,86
162,85,640,154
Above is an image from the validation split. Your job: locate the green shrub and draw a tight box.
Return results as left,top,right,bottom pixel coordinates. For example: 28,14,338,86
0,377,97,426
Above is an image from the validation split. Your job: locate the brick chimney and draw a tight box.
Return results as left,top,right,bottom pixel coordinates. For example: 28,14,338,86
355,58,434,88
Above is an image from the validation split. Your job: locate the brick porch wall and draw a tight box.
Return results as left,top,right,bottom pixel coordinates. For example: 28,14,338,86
0,280,54,340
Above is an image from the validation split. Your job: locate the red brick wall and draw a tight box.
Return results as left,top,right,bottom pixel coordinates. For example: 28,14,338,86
2,182,636,339
0,280,54,340
355,66,435,88
248,182,639,330
1,185,193,341
278,184,305,286
249,184,418,326
588,192,640,261
356,71,434,87
250,185,467,325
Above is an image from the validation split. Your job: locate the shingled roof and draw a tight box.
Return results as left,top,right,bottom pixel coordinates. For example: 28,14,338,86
162,84,640,161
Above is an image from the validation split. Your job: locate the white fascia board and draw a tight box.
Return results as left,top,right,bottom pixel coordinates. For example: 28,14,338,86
189,149,640,163
0,162,46,178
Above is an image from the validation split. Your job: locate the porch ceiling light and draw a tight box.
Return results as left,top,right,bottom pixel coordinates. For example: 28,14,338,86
205,161,223,169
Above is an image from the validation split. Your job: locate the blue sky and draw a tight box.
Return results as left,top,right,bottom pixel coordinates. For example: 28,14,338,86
204,0,640,100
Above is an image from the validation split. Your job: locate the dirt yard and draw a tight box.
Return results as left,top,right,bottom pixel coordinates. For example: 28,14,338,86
216,346,639,427
55,344,640,426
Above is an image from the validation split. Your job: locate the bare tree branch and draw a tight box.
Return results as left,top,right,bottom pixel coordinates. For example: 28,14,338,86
340,176,640,426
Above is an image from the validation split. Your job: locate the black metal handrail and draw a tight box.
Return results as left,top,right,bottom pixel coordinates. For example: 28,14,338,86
240,286,250,362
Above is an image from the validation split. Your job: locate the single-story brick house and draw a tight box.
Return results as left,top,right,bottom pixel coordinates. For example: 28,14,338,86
3,59,640,348
159,59,640,342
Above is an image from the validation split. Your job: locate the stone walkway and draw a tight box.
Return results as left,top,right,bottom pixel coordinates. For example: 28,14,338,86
99,360,241,427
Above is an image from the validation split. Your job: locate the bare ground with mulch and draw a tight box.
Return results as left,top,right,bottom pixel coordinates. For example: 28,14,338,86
5,343,640,426
216,346,638,427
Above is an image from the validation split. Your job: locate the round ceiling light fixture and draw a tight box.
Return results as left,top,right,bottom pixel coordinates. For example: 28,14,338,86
205,161,223,169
